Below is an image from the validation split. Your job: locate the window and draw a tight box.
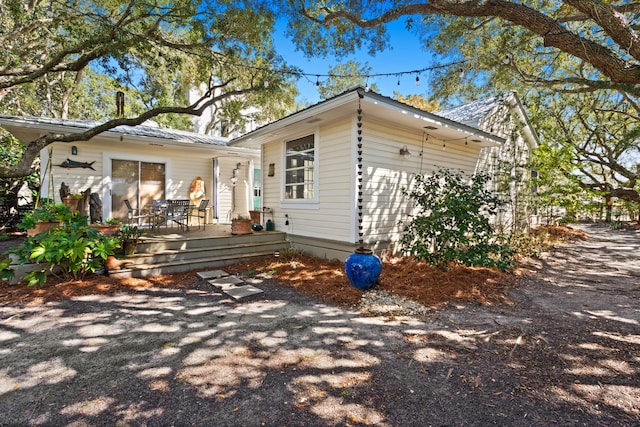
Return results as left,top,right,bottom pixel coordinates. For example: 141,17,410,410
111,159,165,221
284,134,315,200
530,169,539,194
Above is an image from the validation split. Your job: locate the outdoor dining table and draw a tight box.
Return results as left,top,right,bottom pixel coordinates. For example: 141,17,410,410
147,199,194,231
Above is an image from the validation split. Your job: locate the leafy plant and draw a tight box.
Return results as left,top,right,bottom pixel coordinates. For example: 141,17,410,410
115,225,144,244
114,225,144,255
277,247,304,262
104,217,123,225
0,130,39,231
18,203,74,230
7,214,119,285
0,258,15,282
400,169,514,271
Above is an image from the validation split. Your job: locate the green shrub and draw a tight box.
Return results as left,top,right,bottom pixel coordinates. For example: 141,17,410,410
400,169,514,271
8,213,120,285
18,202,74,230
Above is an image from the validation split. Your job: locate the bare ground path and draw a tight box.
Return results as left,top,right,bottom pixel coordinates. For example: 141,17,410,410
0,223,639,426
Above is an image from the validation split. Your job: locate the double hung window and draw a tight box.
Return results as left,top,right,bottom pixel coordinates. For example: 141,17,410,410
284,134,315,200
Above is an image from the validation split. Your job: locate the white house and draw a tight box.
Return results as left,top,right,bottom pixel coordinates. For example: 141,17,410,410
230,87,538,260
0,115,260,224
438,92,540,232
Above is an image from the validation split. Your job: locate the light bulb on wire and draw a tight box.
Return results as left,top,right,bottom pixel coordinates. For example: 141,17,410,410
415,75,420,86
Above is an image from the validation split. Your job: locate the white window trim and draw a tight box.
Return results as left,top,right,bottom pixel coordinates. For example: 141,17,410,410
280,129,320,206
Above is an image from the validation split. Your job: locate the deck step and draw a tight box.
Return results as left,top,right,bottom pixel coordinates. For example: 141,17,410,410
108,230,289,278
109,250,280,278
126,240,287,265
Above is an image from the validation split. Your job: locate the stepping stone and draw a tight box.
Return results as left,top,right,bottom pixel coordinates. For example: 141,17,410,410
224,285,264,300
208,275,245,290
197,270,229,280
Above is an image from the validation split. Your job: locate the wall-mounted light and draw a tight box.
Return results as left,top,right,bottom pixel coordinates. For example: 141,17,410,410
399,145,411,159
71,146,78,155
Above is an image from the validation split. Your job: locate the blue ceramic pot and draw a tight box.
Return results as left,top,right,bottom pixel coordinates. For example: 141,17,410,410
345,248,382,290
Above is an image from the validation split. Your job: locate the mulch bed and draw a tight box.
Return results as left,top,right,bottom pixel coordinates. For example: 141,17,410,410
0,225,588,308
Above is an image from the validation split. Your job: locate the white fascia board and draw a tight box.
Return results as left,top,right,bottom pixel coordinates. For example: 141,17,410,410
506,94,540,150
361,92,505,146
231,91,360,145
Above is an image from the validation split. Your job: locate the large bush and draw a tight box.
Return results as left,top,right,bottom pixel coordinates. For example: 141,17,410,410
8,209,119,285
400,169,513,271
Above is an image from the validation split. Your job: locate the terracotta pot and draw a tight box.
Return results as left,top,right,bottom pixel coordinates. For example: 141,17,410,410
231,219,252,235
27,221,60,237
62,197,80,212
88,224,121,236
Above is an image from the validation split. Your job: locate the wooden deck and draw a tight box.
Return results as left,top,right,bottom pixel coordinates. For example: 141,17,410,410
110,224,288,278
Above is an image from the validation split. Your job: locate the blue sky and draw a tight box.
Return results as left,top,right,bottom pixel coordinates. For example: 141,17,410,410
273,20,447,104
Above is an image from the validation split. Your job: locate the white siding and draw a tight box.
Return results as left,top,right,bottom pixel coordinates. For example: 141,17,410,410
361,117,485,249
261,115,488,254
43,135,256,222
262,119,354,240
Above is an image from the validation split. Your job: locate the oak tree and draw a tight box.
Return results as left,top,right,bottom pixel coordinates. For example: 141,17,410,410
0,0,295,178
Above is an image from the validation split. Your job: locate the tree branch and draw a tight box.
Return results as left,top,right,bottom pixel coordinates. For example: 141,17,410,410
305,0,640,86
0,79,260,178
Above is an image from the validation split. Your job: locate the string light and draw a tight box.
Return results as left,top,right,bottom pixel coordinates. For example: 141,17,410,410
140,25,471,93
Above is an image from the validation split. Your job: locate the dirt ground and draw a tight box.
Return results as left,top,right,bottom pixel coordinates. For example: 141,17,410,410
0,223,638,426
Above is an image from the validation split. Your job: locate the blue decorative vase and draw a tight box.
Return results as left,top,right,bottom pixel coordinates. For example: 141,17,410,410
345,248,382,290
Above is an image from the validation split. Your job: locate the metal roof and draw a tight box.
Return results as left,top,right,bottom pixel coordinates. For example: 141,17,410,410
0,115,230,147
231,87,505,148
436,94,510,128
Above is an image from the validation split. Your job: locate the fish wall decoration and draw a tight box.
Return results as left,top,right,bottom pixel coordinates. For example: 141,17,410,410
57,158,96,170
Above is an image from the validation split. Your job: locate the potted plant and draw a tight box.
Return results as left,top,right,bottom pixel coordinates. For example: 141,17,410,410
62,193,83,212
231,215,252,235
88,218,122,236
115,225,145,255
19,203,74,236
8,213,120,285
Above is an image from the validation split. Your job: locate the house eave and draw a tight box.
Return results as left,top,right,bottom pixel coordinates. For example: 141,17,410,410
231,87,504,148
0,115,259,156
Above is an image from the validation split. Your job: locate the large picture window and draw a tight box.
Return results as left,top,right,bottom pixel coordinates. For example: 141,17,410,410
285,134,315,200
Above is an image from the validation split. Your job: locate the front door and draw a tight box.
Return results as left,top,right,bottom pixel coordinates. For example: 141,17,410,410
111,159,166,221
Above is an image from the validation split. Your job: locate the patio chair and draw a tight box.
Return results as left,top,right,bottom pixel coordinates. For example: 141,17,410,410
123,200,149,227
165,199,190,231
189,199,210,229
150,199,167,230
